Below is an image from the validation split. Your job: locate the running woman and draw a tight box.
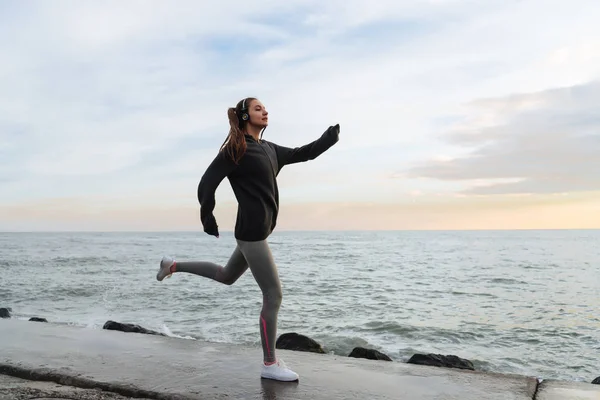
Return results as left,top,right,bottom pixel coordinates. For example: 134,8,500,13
156,97,340,381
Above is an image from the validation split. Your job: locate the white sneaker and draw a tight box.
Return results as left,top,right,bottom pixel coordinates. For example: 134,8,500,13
261,359,299,381
156,256,175,281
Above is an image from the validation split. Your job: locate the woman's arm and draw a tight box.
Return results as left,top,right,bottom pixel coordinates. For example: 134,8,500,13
273,124,340,168
197,150,237,237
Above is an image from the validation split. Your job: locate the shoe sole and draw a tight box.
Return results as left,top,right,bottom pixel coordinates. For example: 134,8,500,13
260,373,299,382
157,260,173,281
156,273,172,281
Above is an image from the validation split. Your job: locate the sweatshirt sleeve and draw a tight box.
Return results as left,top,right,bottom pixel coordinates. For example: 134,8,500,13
197,150,237,236
273,124,340,169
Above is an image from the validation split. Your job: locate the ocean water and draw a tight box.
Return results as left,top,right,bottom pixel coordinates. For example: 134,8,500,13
1,230,599,382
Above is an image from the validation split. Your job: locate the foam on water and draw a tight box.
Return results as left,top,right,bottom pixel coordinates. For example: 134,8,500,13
160,324,196,340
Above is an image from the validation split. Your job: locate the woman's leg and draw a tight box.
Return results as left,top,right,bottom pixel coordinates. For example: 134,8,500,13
156,246,248,285
236,239,298,381
236,240,281,363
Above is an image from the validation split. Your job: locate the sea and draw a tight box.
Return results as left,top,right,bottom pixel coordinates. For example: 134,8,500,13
1,230,598,382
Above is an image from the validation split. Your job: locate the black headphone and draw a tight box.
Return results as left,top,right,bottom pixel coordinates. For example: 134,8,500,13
238,98,249,127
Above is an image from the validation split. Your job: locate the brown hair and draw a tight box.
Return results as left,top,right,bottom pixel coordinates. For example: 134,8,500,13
220,97,256,164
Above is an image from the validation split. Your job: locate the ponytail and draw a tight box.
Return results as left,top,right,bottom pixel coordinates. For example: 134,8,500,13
220,107,247,164
220,97,257,164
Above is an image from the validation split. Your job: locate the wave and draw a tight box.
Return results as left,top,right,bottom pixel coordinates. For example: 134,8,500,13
51,255,117,265
489,278,529,285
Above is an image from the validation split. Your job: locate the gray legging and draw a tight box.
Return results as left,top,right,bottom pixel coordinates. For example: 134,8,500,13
175,239,282,363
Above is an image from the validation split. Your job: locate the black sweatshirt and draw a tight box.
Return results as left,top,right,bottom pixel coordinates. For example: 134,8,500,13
197,125,340,241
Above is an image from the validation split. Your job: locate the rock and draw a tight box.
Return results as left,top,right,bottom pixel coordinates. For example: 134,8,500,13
592,376,600,384
0,308,11,318
276,333,325,354
29,317,48,322
407,353,475,371
102,320,165,336
348,347,393,361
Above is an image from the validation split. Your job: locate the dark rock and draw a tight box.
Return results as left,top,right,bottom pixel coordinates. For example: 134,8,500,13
592,376,600,384
407,353,475,371
348,347,392,361
276,333,325,354
102,320,165,336
0,308,11,318
29,317,48,322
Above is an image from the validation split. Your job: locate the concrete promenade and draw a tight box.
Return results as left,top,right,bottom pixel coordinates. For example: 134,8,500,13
1,319,598,399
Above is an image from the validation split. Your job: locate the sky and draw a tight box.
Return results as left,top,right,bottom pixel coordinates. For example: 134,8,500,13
1,0,599,231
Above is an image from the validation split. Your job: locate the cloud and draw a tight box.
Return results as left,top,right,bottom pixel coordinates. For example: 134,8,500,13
1,1,600,230
405,81,600,195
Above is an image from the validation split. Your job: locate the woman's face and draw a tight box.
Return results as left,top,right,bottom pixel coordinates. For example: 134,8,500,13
247,99,268,128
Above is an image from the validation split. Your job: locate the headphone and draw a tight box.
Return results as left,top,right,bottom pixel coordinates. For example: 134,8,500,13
238,98,249,126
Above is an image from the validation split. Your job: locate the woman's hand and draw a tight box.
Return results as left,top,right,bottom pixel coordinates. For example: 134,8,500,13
202,213,220,238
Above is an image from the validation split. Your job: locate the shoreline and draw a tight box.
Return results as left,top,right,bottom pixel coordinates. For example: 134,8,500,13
1,317,600,399
2,307,597,385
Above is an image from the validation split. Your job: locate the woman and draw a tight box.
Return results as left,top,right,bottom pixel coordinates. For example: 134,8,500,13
156,97,340,382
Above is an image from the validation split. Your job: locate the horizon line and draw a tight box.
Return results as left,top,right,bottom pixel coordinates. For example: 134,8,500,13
1,228,599,234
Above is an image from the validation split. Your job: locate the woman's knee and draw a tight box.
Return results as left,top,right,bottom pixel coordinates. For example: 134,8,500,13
221,275,237,285
218,266,246,285
264,287,282,308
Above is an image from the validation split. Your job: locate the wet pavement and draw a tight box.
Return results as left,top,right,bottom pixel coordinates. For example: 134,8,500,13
0,319,597,399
